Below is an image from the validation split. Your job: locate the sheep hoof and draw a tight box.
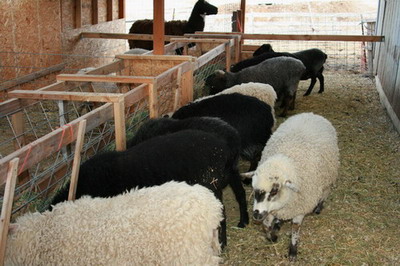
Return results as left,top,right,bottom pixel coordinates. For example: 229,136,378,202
303,92,311,96
318,90,324,93
237,221,248,228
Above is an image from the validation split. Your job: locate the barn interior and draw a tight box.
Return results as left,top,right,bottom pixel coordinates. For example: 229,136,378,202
0,0,399,264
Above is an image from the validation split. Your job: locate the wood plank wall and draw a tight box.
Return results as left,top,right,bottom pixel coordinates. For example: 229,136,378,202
374,0,400,133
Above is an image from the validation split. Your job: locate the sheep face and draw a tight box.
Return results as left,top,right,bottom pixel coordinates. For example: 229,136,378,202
252,154,297,222
205,70,228,95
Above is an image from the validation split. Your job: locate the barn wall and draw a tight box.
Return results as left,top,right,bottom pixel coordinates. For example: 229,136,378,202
374,0,400,133
0,0,125,101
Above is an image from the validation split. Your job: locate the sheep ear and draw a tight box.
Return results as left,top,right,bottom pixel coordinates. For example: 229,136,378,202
284,180,298,192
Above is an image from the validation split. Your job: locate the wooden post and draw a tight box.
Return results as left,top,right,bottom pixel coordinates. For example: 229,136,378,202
113,97,126,151
92,0,99,24
10,112,30,184
75,0,82,28
148,83,159,118
153,0,165,55
232,11,239,32
58,100,71,161
118,0,125,19
181,64,194,105
173,67,183,111
0,158,19,265
225,42,232,72
107,0,113,21
240,0,246,33
68,120,87,201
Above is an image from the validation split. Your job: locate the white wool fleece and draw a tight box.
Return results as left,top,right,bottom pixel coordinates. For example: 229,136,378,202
253,112,340,220
6,181,223,266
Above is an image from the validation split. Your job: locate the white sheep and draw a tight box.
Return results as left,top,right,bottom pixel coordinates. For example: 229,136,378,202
6,181,223,265
251,112,339,260
124,48,151,54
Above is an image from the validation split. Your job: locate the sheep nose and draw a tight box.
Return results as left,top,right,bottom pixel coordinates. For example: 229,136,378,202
253,210,264,221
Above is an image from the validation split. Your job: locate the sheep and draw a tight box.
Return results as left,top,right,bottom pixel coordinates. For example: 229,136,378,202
126,116,248,227
233,44,328,96
205,57,306,117
6,181,223,265
128,0,218,50
251,112,339,260
49,129,248,247
172,93,275,172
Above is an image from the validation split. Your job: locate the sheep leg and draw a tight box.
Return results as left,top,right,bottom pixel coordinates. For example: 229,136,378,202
229,170,249,228
313,200,324,214
279,95,292,117
218,192,227,249
262,214,279,242
317,72,325,93
288,215,304,261
289,91,297,110
303,77,317,96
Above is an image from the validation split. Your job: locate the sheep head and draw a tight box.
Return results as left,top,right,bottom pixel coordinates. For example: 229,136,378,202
205,70,227,95
252,154,297,222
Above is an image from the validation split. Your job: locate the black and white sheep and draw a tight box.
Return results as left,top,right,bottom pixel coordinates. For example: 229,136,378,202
205,57,305,117
128,0,218,50
50,129,248,247
172,93,275,171
7,181,223,265
232,44,328,96
251,112,339,260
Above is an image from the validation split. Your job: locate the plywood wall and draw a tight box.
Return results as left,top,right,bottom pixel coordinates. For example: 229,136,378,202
374,0,400,133
0,0,126,101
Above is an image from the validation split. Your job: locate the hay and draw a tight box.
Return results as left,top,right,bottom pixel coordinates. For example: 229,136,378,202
222,71,400,264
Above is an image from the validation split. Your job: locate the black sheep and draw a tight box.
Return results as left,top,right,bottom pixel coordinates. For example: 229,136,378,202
172,93,275,171
128,0,218,50
50,129,248,247
231,44,327,96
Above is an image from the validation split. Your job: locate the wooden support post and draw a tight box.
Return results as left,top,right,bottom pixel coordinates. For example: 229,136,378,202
92,0,99,24
232,11,239,32
240,0,246,33
225,42,232,72
173,67,183,111
118,0,125,19
181,64,194,105
148,83,159,118
68,120,87,201
234,37,241,63
75,0,82,28
153,0,165,55
0,158,19,265
10,113,29,184
58,100,71,161
107,0,113,21
113,97,126,151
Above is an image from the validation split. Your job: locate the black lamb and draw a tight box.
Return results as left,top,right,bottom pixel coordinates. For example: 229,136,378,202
172,93,275,171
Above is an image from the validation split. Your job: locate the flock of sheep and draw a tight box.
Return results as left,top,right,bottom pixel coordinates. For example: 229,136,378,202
6,43,340,265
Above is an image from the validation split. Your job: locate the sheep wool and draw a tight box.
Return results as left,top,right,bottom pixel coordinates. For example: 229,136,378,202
198,82,277,108
253,112,339,220
6,181,223,266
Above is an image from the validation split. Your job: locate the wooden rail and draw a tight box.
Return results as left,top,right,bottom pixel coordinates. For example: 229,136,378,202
198,32,384,42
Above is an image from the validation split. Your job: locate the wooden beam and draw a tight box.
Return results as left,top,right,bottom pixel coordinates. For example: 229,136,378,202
0,158,19,265
81,32,176,41
0,103,115,185
124,84,149,107
8,90,125,103
240,0,246,33
148,83,158,118
75,0,82,28
195,43,226,69
170,38,232,43
107,0,113,21
57,74,155,84
153,0,165,55
116,54,194,61
113,97,126,151
92,0,99,24
198,32,384,42
0,63,66,92
118,0,125,19
68,120,86,201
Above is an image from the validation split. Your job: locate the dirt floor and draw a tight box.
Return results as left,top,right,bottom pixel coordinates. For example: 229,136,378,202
221,71,400,265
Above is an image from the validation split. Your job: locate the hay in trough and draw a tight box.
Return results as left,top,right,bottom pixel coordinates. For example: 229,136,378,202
222,71,400,264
